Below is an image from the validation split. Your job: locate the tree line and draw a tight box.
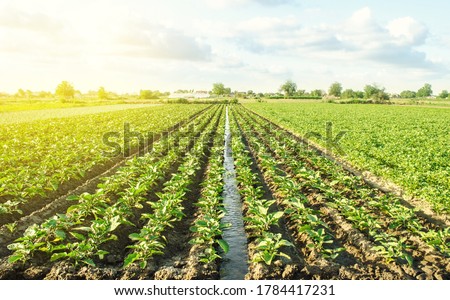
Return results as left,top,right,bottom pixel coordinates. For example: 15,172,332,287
279,80,448,100
4,80,449,101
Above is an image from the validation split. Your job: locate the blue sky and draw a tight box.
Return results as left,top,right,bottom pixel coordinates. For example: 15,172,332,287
1,0,450,94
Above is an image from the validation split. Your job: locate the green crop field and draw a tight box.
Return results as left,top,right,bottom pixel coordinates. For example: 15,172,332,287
0,104,159,124
0,104,207,217
244,102,450,213
0,103,448,281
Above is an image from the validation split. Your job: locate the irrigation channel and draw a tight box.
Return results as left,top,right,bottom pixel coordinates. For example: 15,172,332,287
220,107,249,279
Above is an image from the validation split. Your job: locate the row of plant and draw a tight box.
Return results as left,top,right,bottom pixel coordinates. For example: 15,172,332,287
0,104,209,216
188,113,230,265
123,108,224,268
231,109,344,262
6,106,221,266
240,106,450,258
244,103,450,214
235,108,414,265
237,107,449,265
229,112,292,266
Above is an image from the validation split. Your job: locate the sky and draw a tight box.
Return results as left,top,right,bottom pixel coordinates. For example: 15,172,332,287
1,0,450,94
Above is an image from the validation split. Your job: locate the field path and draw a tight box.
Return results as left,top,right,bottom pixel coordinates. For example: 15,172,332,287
0,104,159,124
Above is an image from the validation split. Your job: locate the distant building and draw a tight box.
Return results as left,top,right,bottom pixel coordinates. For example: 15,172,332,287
193,91,210,99
169,90,210,99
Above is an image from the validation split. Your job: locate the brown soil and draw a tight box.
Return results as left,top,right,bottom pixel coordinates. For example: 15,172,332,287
246,107,450,227
233,107,449,280
0,106,222,280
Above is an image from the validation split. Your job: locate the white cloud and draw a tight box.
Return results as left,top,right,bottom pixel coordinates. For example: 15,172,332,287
253,0,298,6
237,16,300,32
113,22,212,61
230,7,442,73
0,6,82,59
0,5,211,62
387,17,428,46
203,0,297,8
202,0,247,9
0,6,63,34
347,7,374,28
0,1,448,93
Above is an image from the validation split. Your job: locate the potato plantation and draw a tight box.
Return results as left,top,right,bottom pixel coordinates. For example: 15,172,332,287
0,103,448,280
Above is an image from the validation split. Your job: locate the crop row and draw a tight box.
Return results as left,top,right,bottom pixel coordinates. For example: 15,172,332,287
231,109,344,263
0,104,208,216
229,111,292,266
123,107,224,268
244,103,450,214
188,112,229,267
6,105,221,267
234,106,449,276
238,106,449,261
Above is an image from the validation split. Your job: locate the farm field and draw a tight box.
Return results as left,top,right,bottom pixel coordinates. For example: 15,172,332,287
0,104,159,124
0,99,144,113
244,103,450,214
0,103,448,280
0,104,207,223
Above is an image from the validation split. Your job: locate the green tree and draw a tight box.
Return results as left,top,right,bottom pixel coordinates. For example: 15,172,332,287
341,89,355,99
417,83,433,98
38,91,52,98
212,83,227,96
364,84,389,101
354,91,364,99
438,90,448,99
26,90,33,99
311,89,324,98
98,86,108,100
16,89,26,98
328,82,343,97
400,90,417,99
280,80,297,98
140,90,158,99
296,89,306,96
55,81,75,99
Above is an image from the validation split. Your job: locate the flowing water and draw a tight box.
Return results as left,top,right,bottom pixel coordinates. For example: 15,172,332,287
220,107,249,280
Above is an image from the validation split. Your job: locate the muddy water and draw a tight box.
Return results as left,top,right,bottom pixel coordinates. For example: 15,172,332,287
220,106,249,280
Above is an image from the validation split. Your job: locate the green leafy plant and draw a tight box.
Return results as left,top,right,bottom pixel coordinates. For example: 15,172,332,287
252,233,292,265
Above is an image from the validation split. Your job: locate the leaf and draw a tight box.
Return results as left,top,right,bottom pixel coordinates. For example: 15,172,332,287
123,253,139,268
66,195,79,201
273,211,284,219
51,252,68,262
51,181,59,191
109,216,121,232
51,244,68,251
66,205,79,213
74,226,91,232
139,260,147,269
307,214,319,223
404,253,414,267
218,239,229,254
129,233,142,241
263,252,274,265
54,230,66,240
196,220,208,227
277,252,291,260
70,232,86,241
8,255,23,264
82,258,96,267
258,206,268,216
97,250,109,260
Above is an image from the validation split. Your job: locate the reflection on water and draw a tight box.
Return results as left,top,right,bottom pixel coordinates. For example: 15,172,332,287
220,107,249,280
